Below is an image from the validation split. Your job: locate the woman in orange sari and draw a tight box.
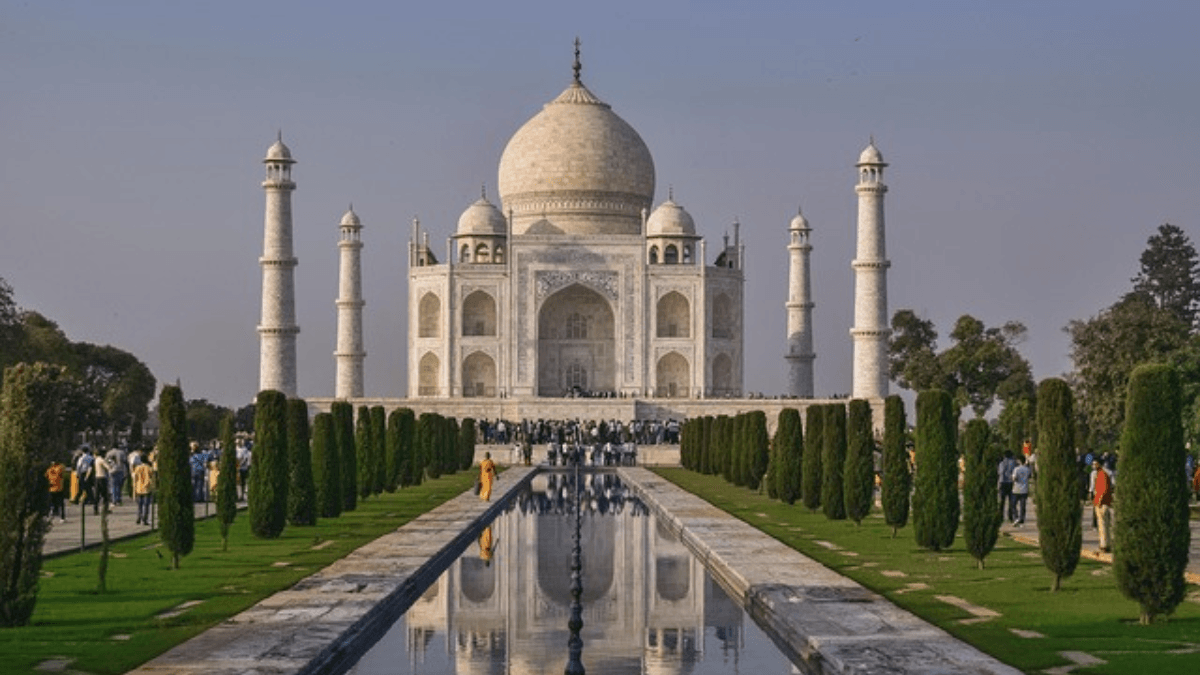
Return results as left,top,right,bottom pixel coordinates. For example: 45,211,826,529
479,452,497,501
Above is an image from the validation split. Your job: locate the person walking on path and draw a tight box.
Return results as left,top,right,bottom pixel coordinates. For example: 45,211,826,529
133,451,155,526
105,445,128,506
92,449,111,515
997,450,1018,522
479,452,497,501
46,459,67,522
73,446,96,507
1011,455,1031,525
1092,457,1115,552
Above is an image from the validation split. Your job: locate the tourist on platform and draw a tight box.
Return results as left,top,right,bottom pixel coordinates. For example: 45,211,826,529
1092,457,1115,552
46,459,67,522
1011,455,1030,526
997,450,1017,522
189,442,207,503
133,450,155,526
236,439,252,500
73,446,96,507
92,449,111,515
105,445,128,506
479,452,497,501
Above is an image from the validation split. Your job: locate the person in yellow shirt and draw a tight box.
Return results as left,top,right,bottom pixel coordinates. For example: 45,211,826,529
479,452,497,501
132,451,155,526
46,460,67,522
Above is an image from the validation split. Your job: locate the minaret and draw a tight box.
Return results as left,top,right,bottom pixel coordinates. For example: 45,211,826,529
258,133,299,396
786,208,815,397
335,206,365,399
851,139,891,400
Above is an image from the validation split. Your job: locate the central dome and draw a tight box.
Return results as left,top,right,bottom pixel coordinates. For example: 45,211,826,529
498,80,655,236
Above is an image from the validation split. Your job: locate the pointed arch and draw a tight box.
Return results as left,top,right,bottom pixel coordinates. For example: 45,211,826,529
462,290,497,336
418,292,441,338
462,351,497,398
656,352,690,398
418,352,440,396
656,291,690,338
711,293,733,339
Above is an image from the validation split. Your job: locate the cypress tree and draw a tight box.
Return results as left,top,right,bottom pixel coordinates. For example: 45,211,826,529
311,412,341,518
822,404,848,520
912,389,959,551
746,410,770,491
286,398,316,526
385,410,402,492
458,418,477,473
0,363,59,625
396,408,416,487
718,415,735,483
371,406,387,494
425,413,445,479
844,399,875,525
216,413,238,551
962,418,1002,569
355,406,374,500
332,401,357,511
1114,364,1191,623
698,416,712,475
156,384,193,569
416,413,438,485
1035,377,1082,592
802,405,824,511
728,413,743,485
767,413,784,499
881,395,911,537
776,408,803,505
446,418,460,475
249,390,288,539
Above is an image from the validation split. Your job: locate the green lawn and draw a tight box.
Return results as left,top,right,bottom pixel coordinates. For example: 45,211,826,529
1,472,475,675
655,468,1200,675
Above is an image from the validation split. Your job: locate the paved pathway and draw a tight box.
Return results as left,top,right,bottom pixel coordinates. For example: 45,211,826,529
1000,498,1200,583
43,496,244,557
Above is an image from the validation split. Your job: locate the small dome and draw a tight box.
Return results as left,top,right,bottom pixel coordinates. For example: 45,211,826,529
646,198,695,236
857,141,884,166
265,134,294,162
456,196,507,236
789,208,809,231
340,207,360,227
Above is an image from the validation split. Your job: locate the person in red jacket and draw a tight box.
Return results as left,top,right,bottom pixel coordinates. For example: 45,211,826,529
1093,458,1114,553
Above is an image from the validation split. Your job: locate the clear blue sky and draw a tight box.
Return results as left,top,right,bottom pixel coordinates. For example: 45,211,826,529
3,1,1198,408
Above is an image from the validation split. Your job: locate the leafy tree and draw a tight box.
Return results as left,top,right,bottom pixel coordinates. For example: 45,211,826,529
1130,223,1200,328
215,413,238,551
912,389,959,551
311,412,341,518
1035,378,1082,592
355,406,374,500
773,408,803,504
888,310,945,392
745,411,769,491
249,390,288,539
821,404,847,520
843,399,875,525
156,384,194,569
1114,364,1191,623
286,398,316,526
234,403,256,434
880,395,910,537
458,418,477,473
0,363,61,625
331,401,357,511
962,419,1001,569
0,279,22,378
370,406,387,494
801,405,824,511
1066,294,1188,448
185,398,232,443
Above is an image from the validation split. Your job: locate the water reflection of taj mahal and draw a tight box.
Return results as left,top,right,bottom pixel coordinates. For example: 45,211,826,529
401,472,748,674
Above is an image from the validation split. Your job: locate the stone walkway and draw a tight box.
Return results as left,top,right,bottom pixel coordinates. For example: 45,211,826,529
43,497,244,557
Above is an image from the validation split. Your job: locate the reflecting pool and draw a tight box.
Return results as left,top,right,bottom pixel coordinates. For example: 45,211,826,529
349,470,800,674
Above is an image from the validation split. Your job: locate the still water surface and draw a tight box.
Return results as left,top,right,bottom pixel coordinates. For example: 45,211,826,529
349,471,799,674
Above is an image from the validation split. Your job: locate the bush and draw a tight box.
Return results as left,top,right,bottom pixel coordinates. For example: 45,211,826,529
156,384,194,568
286,398,316,527
802,405,824,511
1114,364,1190,623
332,401,357,511
216,413,238,550
912,389,958,551
249,390,288,539
880,395,910,537
844,399,875,525
311,412,341,518
962,419,1001,569
0,363,59,625
1035,378,1082,592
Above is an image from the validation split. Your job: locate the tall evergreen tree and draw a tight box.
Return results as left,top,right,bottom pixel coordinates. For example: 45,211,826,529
416,413,439,485
912,389,959,551
215,413,238,551
0,363,60,625
774,408,803,504
458,418,477,472
844,399,875,525
881,395,911,537
1115,364,1191,623
962,419,1001,569
396,408,416,487
249,390,288,539
700,415,714,475
1035,377,1082,592
821,404,847,520
745,411,769,491
331,401,357,511
718,414,735,484
801,405,824,511
371,406,387,494
286,398,316,526
311,412,341,518
1130,223,1200,328
156,384,193,568
355,405,374,500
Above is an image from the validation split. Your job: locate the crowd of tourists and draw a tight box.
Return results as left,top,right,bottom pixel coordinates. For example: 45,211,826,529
475,417,680,446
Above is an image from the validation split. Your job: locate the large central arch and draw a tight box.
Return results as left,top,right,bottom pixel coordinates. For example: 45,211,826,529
537,283,615,396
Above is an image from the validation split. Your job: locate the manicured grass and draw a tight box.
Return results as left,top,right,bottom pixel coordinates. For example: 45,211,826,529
1,472,476,675
656,468,1200,675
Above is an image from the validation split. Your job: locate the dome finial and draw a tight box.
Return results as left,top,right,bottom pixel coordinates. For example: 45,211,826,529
277,129,283,143
573,37,582,84
481,183,487,200
668,184,674,201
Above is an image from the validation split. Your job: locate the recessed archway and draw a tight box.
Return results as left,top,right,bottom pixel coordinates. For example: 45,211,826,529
462,291,497,336
418,352,440,396
656,291,690,338
462,351,497,398
537,284,615,396
418,292,441,338
656,351,690,398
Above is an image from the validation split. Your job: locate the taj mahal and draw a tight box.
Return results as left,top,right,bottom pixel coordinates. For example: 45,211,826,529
257,45,892,423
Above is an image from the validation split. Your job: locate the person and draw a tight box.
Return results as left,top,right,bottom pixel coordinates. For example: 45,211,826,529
73,446,95,507
478,524,496,566
92,449,111,515
997,450,1017,522
132,450,155,526
105,445,128,506
1091,457,1114,552
46,459,67,522
1011,456,1031,525
479,451,497,501
522,440,533,466
236,439,252,500
190,442,208,503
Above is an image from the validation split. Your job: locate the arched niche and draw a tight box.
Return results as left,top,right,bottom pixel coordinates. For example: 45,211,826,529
418,352,440,396
462,351,497,398
418,292,441,338
462,290,497,336
656,291,690,338
537,284,615,396
656,352,690,398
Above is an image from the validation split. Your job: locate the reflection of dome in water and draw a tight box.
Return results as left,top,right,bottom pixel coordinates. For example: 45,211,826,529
498,74,655,236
